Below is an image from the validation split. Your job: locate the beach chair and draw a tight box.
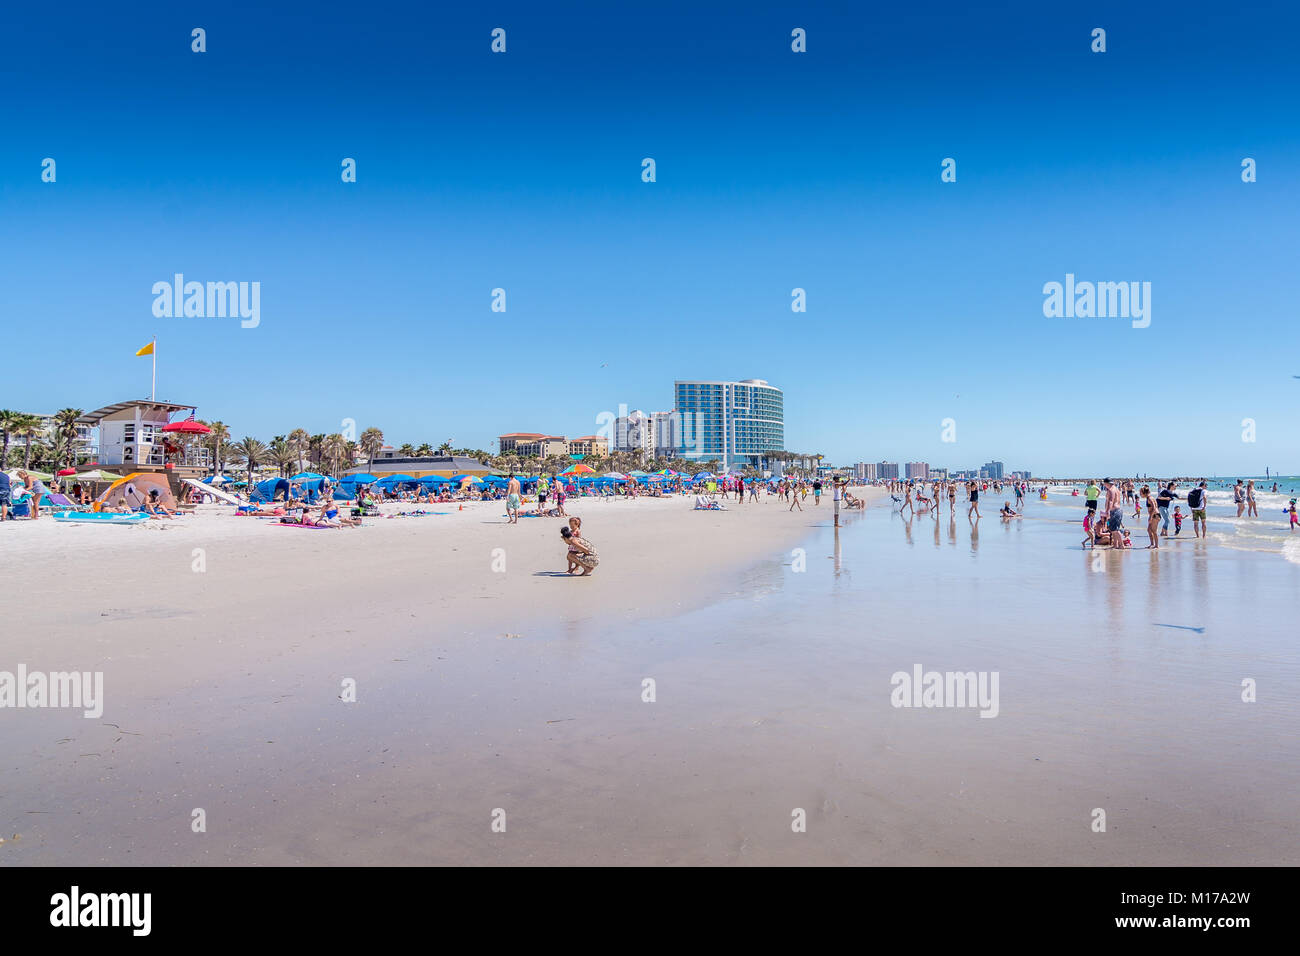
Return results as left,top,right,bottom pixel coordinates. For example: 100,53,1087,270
45,492,91,512
694,494,726,511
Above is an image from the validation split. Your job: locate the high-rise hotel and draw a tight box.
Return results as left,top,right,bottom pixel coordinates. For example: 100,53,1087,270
673,379,784,470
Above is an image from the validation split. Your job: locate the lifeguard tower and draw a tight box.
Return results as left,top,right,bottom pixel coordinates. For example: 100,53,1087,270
77,399,212,478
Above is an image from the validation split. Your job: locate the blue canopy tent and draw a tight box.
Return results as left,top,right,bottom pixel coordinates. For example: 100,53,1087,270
290,472,326,482
344,473,378,484
251,477,291,502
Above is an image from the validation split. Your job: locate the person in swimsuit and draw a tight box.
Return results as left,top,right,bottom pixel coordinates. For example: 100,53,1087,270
1141,485,1159,548
536,475,548,515
1246,480,1258,518
1234,480,1246,517
506,476,521,524
967,481,980,520
1187,482,1208,538
554,479,568,517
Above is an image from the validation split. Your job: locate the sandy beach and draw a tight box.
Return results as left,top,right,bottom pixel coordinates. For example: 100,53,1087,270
4,483,1298,867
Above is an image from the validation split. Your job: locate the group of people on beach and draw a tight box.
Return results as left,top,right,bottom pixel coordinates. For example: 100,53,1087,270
1079,478,1207,550
893,478,1033,522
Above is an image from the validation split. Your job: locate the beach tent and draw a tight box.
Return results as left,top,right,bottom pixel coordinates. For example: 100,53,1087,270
251,477,291,502
94,472,177,511
417,475,453,488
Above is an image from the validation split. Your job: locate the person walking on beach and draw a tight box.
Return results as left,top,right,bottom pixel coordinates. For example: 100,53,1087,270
967,480,980,520
813,478,822,505
789,481,803,511
1247,480,1258,517
1015,481,1025,511
899,484,914,516
1157,481,1180,538
554,478,568,516
505,476,521,524
1187,481,1208,538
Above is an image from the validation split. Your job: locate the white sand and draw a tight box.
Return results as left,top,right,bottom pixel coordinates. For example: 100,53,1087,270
1,488,886,864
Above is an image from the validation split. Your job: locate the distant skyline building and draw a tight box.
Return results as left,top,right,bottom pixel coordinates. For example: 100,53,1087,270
876,461,900,480
905,461,930,480
854,462,877,481
673,379,783,470
651,410,680,458
982,460,1005,480
612,409,656,456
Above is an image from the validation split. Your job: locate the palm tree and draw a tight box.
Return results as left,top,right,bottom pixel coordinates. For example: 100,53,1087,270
206,421,232,474
397,443,415,457
0,409,21,468
52,408,85,470
359,427,384,467
306,434,326,470
415,442,433,457
287,428,311,474
231,437,268,483
437,440,453,454
13,413,43,470
321,433,348,477
268,436,295,477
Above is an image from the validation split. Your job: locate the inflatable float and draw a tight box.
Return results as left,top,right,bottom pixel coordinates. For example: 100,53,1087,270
53,510,150,525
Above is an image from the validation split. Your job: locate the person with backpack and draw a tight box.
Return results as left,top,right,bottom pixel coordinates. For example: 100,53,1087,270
1187,481,1209,538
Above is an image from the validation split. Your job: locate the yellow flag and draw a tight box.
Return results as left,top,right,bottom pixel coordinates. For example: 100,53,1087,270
136,341,155,356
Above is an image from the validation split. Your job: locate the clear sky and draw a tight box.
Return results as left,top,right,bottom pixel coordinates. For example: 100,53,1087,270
3,1,1297,475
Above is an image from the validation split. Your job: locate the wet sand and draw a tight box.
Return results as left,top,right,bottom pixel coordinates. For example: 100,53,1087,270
3,485,1296,866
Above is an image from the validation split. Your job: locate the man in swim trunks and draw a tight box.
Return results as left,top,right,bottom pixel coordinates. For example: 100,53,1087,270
506,476,521,524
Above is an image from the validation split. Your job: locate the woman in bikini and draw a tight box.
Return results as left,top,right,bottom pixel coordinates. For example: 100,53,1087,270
1141,485,1160,549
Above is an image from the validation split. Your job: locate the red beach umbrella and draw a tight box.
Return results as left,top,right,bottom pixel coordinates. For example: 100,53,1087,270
57,468,77,476
161,420,212,435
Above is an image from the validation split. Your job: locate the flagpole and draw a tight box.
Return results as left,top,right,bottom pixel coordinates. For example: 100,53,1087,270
151,337,156,400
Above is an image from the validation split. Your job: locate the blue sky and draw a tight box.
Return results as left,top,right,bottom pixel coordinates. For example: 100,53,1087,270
3,1,1298,475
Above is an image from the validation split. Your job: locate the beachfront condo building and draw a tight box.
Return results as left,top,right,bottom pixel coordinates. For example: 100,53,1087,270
673,379,784,470
877,462,900,479
567,435,609,458
982,460,1005,480
613,410,656,455
854,462,877,481
498,433,569,458
498,432,609,460
651,410,680,458
905,462,930,480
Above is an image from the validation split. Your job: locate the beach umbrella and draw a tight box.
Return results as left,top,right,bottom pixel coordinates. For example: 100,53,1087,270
290,472,326,481
418,475,452,485
603,472,628,480
560,463,597,475
628,470,650,478
645,474,664,482
376,474,416,486
160,420,212,435
458,475,484,485
654,468,678,476
344,473,378,483
72,469,123,483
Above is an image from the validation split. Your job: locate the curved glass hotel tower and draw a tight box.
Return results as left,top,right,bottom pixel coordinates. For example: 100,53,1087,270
673,379,784,471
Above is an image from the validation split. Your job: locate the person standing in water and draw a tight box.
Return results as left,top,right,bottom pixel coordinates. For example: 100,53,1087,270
967,480,981,520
